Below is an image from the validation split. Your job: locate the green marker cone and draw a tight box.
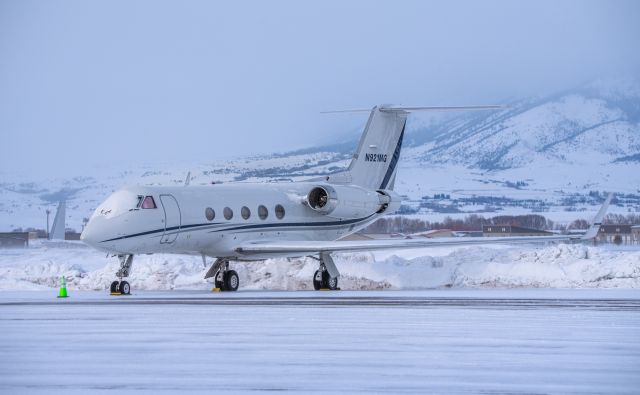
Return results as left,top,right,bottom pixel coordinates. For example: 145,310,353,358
58,275,68,298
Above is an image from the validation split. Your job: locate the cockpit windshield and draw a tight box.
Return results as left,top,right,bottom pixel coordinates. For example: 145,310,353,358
135,195,157,209
94,190,139,219
92,190,158,220
141,196,157,209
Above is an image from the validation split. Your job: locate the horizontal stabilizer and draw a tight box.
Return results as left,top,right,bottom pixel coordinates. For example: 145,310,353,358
379,105,503,113
321,105,503,114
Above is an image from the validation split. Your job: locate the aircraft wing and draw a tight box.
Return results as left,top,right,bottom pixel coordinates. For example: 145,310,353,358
236,193,612,257
235,234,576,255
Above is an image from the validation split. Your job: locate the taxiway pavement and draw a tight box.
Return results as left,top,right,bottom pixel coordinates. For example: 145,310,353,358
1,289,639,394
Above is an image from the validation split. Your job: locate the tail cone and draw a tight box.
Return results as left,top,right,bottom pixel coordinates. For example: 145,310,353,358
57,276,68,298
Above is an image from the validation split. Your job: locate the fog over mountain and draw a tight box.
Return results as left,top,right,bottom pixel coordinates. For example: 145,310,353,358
1,78,638,231
1,1,639,177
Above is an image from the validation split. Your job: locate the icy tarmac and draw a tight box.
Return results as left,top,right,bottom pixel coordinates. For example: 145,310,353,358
1,289,639,394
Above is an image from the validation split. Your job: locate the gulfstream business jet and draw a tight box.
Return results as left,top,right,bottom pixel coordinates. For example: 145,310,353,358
81,105,612,294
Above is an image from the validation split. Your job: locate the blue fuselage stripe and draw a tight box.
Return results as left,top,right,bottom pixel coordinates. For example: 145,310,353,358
100,214,376,243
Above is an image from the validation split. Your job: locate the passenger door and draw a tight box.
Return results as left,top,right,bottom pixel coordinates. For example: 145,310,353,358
160,194,181,244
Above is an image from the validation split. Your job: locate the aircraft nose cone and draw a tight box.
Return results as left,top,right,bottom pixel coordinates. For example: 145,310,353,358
80,221,98,247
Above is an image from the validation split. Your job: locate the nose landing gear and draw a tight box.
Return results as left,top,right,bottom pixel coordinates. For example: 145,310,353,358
110,254,133,295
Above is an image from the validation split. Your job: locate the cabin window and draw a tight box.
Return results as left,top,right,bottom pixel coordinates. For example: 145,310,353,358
275,204,285,219
258,205,268,220
205,207,215,221
223,207,233,220
141,196,157,209
241,206,251,220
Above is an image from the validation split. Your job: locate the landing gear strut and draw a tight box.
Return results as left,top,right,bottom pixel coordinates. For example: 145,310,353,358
205,258,239,291
111,254,133,295
313,252,340,290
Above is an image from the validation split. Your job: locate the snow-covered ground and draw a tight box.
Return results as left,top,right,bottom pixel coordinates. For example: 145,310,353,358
1,289,639,394
1,241,639,291
2,240,639,393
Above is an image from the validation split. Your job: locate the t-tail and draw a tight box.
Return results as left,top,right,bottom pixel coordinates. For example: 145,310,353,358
327,106,407,190
325,105,502,191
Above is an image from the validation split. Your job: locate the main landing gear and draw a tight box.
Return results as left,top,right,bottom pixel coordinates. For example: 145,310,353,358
313,252,340,291
110,254,133,295
205,258,239,291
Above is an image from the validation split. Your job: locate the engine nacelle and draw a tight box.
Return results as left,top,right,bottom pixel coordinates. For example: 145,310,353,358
305,185,401,219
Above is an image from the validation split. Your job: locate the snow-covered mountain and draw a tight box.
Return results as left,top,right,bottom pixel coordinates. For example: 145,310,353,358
1,79,639,231
389,78,640,220
407,79,640,170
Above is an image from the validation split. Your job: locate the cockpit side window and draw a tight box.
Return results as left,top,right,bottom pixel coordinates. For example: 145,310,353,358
136,196,144,208
141,196,157,209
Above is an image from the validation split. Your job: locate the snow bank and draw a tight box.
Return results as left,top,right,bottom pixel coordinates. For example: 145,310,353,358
0,242,639,291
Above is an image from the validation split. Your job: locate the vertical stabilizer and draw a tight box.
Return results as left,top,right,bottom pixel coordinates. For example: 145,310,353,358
328,106,407,190
49,201,66,240
322,104,501,190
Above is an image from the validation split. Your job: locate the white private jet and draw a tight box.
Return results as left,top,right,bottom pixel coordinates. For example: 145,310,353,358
81,105,612,294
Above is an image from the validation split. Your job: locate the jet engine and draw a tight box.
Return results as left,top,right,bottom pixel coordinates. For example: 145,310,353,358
305,184,401,219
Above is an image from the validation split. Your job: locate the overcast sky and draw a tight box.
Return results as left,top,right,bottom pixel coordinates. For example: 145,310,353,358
1,0,639,176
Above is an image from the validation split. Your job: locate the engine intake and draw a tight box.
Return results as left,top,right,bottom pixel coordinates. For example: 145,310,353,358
306,185,338,214
308,186,329,209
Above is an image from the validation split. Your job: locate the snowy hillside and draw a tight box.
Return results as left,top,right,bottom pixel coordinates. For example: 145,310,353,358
1,241,639,291
410,82,640,170
394,79,640,219
1,79,639,231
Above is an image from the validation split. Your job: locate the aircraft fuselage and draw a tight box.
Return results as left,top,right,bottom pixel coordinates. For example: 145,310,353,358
81,182,388,260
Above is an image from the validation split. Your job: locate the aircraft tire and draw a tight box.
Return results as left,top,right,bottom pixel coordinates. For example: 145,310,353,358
224,270,239,292
110,281,120,293
313,270,322,290
120,281,130,295
327,276,338,290
321,270,332,289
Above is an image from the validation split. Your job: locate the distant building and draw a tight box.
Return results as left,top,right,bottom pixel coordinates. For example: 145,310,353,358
633,226,640,244
65,232,82,241
0,232,35,248
597,225,633,245
482,225,553,237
